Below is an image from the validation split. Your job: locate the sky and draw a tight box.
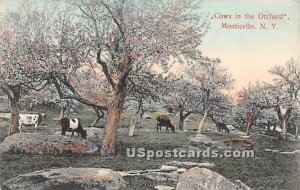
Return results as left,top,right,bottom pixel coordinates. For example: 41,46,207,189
200,0,300,93
0,0,299,93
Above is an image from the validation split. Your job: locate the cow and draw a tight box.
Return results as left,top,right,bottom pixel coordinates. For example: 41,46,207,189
216,122,230,133
156,115,175,133
19,113,45,132
60,118,87,139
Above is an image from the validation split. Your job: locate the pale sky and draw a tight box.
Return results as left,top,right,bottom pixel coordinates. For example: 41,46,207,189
201,0,300,93
0,0,299,93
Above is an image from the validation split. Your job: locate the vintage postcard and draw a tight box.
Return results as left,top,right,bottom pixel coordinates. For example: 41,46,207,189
0,0,299,189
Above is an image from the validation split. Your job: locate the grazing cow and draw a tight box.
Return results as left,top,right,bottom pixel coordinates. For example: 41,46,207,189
19,113,45,132
156,115,175,133
60,118,87,139
216,122,230,133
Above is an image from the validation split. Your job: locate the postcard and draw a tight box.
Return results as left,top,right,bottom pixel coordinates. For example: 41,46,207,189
0,0,299,189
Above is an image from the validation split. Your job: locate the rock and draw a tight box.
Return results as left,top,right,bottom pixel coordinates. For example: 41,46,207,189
125,169,161,176
177,168,187,174
239,135,250,139
236,131,247,136
280,151,294,155
3,168,126,190
144,172,179,182
211,140,229,149
166,161,215,168
264,149,272,152
191,134,212,146
280,150,300,155
160,165,178,172
123,169,179,182
87,127,104,138
0,113,10,120
223,138,255,149
0,133,98,154
176,167,250,190
144,115,152,119
155,185,175,190
272,149,280,153
226,125,235,130
234,179,252,190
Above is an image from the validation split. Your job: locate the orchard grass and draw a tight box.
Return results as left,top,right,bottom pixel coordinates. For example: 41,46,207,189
0,104,299,189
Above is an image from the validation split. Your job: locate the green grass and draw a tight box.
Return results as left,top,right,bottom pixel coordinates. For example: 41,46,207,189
0,99,300,189
1,129,299,189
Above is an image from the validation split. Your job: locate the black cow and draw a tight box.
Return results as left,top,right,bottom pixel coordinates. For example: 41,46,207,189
61,118,87,139
216,122,230,133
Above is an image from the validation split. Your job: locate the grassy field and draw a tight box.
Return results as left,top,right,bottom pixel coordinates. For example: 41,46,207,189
0,101,300,189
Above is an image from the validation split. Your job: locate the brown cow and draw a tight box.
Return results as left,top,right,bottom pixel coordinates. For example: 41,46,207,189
156,115,175,133
61,118,87,139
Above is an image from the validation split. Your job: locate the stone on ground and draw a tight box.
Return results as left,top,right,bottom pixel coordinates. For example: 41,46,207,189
87,127,104,138
226,125,235,130
176,167,251,190
177,168,187,174
224,138,255,149
3,168,126,190
166,161,215,168
124,168,179,182
190,134,212,146
160,165,178,172
211,138,255,150
155,185,175,190
0,133,98,154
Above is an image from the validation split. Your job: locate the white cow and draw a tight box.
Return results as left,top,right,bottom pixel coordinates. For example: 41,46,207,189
19,113,45,132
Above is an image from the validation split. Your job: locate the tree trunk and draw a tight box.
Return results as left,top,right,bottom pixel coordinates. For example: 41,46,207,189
101,91,125,157
277,107,291,140
197,109,208,134
60,106,65,119
179,117,185,130
246,123,252,135
65,100,71,118
5,86,21,135
9,99,20,135
179,111,185,130
281,119,287,140
90,107,104,127
295,125,299,139
246,112,253,135
179,111,190,130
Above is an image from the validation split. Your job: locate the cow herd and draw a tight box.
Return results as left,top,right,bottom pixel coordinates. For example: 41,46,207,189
17,113,230,139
